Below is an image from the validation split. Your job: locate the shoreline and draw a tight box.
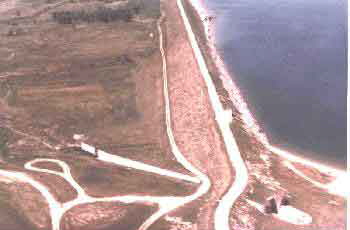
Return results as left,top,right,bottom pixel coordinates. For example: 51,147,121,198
162,1,238,229
175,1,346,229
182,0,346,175
175,1,249,230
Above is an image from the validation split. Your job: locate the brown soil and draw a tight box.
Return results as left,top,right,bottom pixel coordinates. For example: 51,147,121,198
32,161,64,173
0,0,192,176
291,162,336,184
0,0,201,228
29,172,78,203
155,1,235,229
0,181,51,230
61,202,157,230
0,161,78,203
63,154,198,197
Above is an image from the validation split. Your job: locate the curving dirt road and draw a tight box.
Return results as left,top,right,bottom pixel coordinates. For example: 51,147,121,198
0,10,212,230
175,1,249,230
1,158,195,230
283,161,349,197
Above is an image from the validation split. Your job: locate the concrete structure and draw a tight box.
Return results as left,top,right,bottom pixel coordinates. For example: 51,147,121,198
264,192,290,214
264,197,278,214
80,142,97,157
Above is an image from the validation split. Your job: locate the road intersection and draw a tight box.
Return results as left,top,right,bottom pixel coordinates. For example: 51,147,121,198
0,1,346,230
0,10,212,230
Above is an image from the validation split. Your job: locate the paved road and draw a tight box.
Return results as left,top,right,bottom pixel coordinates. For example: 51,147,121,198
0,158,190,230
0,142,206,230
246,199,313,225
176,1,249,230
0,10,212,230
97,149,200,184
283,161,349,197
176,1,350,229
137,12,212,230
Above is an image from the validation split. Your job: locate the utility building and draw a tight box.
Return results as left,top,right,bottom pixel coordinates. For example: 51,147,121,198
264,192,290,214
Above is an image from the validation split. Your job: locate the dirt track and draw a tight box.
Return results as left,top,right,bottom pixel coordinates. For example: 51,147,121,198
160,0,234,229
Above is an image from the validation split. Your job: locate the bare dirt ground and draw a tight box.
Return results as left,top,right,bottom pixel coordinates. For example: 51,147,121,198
0,181,51,230
231,127,346,230
61,202,157,230
0,0,191,174
148,1,234,230
0,0,200,229
181,1,346,230
291,162,336,184
1,0,345,229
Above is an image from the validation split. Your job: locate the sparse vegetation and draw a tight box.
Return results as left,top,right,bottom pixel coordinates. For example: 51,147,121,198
112,96,138,121
127,0,160,18
51,0,160,24
0,128,9,159
7,27,24,36
0,0,197,229
6,88,17,106
52,6,134,24
0,82,17,106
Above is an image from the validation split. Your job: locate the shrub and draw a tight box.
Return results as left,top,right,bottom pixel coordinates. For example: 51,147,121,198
126,0,160,18
0,128,9,159
0,82,17,106
52,7,133,24
5,88,17,106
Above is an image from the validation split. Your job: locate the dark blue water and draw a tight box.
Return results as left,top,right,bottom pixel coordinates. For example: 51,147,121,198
203,0,347,168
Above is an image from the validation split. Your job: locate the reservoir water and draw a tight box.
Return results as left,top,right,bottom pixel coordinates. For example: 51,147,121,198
202,0,347,169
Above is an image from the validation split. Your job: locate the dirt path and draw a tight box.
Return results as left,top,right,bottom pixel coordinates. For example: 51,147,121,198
163,0,236,229
0,11,213,230
0,157,192,230
175,1,249,230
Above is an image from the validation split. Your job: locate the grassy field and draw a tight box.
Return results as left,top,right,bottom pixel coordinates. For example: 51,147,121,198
0,0,200,229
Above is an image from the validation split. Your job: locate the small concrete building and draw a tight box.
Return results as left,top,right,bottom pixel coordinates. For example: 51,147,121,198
264,192,290,214
264,197,278,214
81,142,98,158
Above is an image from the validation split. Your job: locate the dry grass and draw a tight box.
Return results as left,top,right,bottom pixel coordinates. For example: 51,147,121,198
0,0,202,229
